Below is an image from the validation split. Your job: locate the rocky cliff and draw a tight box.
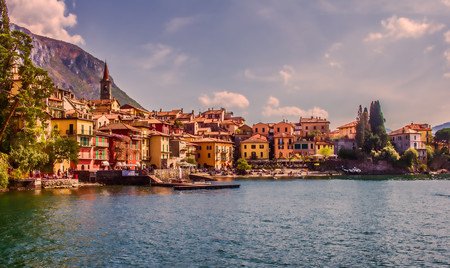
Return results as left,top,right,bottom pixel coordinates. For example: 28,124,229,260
12,24,143,109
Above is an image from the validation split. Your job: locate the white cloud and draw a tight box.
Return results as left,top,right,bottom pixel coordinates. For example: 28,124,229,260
165,16,197,34
279,65,295,86
442,0,450,7
424,45,434,53
324,42,343,69
7,0,84,45
262,96,329,119
139,43,190,70
199,91,250,109
364,16,444,42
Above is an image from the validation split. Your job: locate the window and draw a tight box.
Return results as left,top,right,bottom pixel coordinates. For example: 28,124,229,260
310,144,313,149
259,145,264,149
260,152,263,158
251,145,256,149
313,126,316,130
262,127,265,133
69,124,74,135
255,128,258,133
302,144,308,149
89,126,92,135
81,125,85,134
244,152,247,157
244,145,247,149
208,153,211,158
305,126,309,130
321,126,324,130
277,128,280,132
285,127,287,132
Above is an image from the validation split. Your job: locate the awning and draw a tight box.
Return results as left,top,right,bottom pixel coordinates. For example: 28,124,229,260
101,161,110,166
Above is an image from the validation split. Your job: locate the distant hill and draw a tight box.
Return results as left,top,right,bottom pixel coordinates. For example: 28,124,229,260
12,24,144,109
433,122,450,133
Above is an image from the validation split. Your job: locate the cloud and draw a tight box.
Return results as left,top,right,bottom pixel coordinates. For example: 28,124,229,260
165,16,197,34
324,42,343,69
444,31,450,44
7,0,84,45
442,0,450,7
199,91,250,109
364,16,444,42
244,65,298,87
139,43,190,70
262,96,329,119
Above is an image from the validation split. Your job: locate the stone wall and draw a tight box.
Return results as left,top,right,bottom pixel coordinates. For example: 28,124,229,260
41,179,78,189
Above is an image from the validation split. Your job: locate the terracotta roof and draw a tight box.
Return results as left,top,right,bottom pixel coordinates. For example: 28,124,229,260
193,138,233,144
241,134,268,143
120,104,149,112
103,62,110,81
389,127,419,136
404,123,432,131
148,129,169,137
337,121,357,129
98,122,141,133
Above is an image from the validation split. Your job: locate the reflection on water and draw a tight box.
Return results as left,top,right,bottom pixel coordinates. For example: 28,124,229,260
0,177,449,267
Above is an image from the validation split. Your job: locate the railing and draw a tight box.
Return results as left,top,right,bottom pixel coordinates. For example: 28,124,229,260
96,142,109,147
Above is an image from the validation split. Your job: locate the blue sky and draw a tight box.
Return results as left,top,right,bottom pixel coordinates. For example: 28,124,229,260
6,0,450,129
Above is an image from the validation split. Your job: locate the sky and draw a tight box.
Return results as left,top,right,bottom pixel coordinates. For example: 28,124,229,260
5,0,450,129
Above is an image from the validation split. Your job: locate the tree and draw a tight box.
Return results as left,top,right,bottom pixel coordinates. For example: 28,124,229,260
236,158,251,175
368,100,388,150
401,148,419,169
44,136,80,171
372,143,400,164
0,2,53,180
435,128,450,142
318,146,333,158
0,152,8,189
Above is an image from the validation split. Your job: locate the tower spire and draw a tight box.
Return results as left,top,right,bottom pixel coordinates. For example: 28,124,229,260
103,61,110,81
100,61,112,100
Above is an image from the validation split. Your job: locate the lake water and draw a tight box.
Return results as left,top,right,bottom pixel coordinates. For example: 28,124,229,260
1,176,449,267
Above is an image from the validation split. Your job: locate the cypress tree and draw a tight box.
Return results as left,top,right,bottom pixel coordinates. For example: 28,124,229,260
368,100,388,150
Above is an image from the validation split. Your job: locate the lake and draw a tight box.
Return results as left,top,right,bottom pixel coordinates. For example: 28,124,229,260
1,176,449,267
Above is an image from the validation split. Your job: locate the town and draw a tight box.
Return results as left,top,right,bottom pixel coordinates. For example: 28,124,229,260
37,63,449,178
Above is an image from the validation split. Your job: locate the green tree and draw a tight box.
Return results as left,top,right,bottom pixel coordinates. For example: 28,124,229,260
44,136,79,171
368,100,388,150
0,1,53,179
372,143,400,164
236,158,251,175
435,128,450,142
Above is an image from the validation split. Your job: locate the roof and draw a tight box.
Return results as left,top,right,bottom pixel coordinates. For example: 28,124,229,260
154,109,182,116
193,138,233,144
241,134,268,143
94,131,111,137
102,62,110,81
201,109,225,115
120,104,149,112
148,129,169,137
404,123,432,131
98,122,141,133
300,117,330,124
389,127,419,136
337,121,357,129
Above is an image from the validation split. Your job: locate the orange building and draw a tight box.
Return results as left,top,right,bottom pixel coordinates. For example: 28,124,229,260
300,117,330,137
274,133,295,159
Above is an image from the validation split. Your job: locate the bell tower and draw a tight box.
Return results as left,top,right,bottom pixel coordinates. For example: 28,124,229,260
100,62,112,100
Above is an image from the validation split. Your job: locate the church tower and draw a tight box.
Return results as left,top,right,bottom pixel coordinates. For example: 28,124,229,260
100,62,112,100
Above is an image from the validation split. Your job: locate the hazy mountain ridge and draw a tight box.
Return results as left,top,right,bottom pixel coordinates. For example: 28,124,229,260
12,24,144,109
433,122,450,133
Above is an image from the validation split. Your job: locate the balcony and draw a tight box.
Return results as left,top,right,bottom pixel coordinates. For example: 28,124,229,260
96,142,109,147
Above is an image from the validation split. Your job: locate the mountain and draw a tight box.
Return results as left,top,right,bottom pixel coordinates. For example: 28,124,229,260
12,24,144,109
433,122,450,133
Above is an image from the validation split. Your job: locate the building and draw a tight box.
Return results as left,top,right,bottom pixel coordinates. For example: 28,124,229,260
404,123,433,144
300,117,330,138
148,130,171,169
336,121,357,139
240,134,270,160
194,138,233,169
51,115,95,171
293,139,315,156
273,121,294,136
98,122,142,169
93,131,110,170
89,99,121,114
274,133,295,159
252,122,272,137
389,127,426,161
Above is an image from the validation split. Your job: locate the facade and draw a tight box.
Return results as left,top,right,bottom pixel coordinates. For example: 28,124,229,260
240,134,270,160
194,138,233,169
293,139,315,156
51,116,95,171
252,123,271,137
300,117,330,138
336,121,357,139
389,127,426,160
93,131,110,170
273,121,294,136
274,133,295,159
404,123,433,144
148,130,171,169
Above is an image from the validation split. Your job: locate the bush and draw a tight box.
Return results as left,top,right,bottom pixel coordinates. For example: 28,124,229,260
374,144,400,164
236,158,251,175
400,148,419,169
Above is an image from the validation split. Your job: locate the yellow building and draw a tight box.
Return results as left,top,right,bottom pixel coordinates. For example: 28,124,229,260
148,130,170,169
240,134,269,160
51,115,95,171
194,138,233,169
404,123,433,144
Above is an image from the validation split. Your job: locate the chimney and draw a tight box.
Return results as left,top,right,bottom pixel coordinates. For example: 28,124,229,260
160,108,162,112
